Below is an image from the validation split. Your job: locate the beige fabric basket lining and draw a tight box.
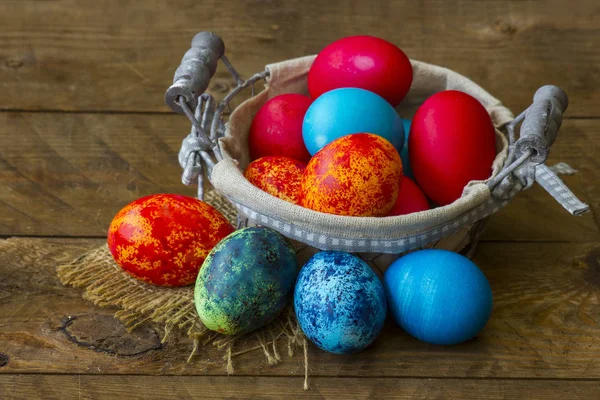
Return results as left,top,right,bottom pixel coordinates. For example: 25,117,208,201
213,55,513,240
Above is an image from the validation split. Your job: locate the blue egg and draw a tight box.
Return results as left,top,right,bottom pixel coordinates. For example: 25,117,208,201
384,249,492,345
399,118,414,179
302,88,405,155
294,251,387,354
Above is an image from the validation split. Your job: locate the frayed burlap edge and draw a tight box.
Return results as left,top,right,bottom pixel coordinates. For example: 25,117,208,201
56,189,311,390
57,246,310,389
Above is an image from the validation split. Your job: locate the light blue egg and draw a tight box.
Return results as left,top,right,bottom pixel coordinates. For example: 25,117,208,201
294,251,387,354
302,88,405,155
384,249,492,345
400,118,414,179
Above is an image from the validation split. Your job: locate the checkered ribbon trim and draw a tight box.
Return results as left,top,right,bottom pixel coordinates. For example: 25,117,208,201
229,158,587,254
535,164,589,215
229,190,517,254
490,160,589,216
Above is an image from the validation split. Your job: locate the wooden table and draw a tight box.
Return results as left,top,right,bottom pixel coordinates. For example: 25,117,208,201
1,1,599,398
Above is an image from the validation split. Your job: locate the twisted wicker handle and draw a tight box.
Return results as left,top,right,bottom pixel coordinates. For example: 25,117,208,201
165,32,225,113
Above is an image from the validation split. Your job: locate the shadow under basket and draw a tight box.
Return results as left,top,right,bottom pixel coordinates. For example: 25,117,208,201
58,32,589,390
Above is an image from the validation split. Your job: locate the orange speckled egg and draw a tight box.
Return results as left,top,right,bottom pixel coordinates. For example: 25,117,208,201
300,133,403,216
107,194,234,287
245,156,306,204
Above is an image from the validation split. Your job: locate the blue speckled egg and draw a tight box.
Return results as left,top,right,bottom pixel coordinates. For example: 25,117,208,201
384,249,493,345
302,88,405,155
294,251,387,354
400,118,414,179
195,227,298,335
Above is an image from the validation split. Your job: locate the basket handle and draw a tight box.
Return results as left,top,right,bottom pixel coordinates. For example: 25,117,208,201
165,32,269,200
514,85,569,164
487,85,588,215
165,32,225,114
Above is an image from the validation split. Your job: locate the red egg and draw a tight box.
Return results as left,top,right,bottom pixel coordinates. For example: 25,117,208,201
387,177,430,216
245,156,306,204
308,36,413,106
301,134,403,217
409,91,497,206
107,194,234,287
249,94,312,163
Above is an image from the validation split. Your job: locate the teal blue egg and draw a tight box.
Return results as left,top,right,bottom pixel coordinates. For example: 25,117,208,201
400,118,414,179
195,227,298,335
384,249,492,345
302,88,405,155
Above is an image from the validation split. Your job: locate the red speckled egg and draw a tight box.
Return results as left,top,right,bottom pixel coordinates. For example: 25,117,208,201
249,94,313,163
107,194,234,287
409,91,497,206
387,177,430,216
301,133,403,216
308,36,413,106
245,156,306,204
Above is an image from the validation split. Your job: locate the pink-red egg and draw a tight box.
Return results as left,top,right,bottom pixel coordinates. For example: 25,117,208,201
245,156,306,204
249,94,312,163
107,194,234,287
308,36,413,107
387,177,430,216
300,133,403,217
409,91,497,206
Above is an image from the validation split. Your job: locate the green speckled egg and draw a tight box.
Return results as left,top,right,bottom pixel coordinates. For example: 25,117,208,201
194,227,298,335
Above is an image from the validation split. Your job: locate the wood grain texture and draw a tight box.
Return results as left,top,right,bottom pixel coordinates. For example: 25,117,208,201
0,112,195,236
1,238,599,378
1,1,598,397
0,0,599,116
0,112,597,239
1,375,599,400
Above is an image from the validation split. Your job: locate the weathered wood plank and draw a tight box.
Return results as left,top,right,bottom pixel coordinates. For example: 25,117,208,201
0,0,598,115
0,112,196,236
0,238,598,378
1,375,599,400
0,112,597,239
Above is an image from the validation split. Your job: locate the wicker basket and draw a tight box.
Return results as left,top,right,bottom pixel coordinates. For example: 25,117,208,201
166,32,589,272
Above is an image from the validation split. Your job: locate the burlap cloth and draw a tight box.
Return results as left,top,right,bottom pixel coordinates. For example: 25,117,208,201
57,190,310,387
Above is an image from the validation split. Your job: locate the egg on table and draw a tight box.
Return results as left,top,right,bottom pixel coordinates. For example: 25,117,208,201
300,133,403,217
107,194,234,286
409,90,497,206
302,88,405,156
308,35,413,107
249,93,313,163
195,227,298,335
245,156,306,204
295,251,387,354
384,249,493,345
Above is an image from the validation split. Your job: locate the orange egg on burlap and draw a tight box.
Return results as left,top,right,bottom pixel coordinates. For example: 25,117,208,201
107,194,234,287
300,133,403,217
